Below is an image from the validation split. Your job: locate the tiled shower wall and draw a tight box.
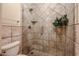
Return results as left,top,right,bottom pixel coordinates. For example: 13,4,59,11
75,4,79,55
22,3,75,56
0,4,1,53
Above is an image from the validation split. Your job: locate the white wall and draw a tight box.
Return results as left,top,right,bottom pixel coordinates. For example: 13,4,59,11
1,3,22,26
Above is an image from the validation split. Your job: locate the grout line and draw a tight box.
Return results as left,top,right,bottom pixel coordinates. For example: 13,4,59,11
2,34,22,39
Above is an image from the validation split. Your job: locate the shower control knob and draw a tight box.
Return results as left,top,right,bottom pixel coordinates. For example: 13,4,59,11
2,50,6,53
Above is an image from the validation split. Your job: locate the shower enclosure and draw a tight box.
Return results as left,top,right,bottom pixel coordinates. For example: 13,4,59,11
22,3,75,56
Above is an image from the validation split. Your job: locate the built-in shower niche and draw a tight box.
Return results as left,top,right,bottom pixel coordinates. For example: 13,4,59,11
22,3,75,56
